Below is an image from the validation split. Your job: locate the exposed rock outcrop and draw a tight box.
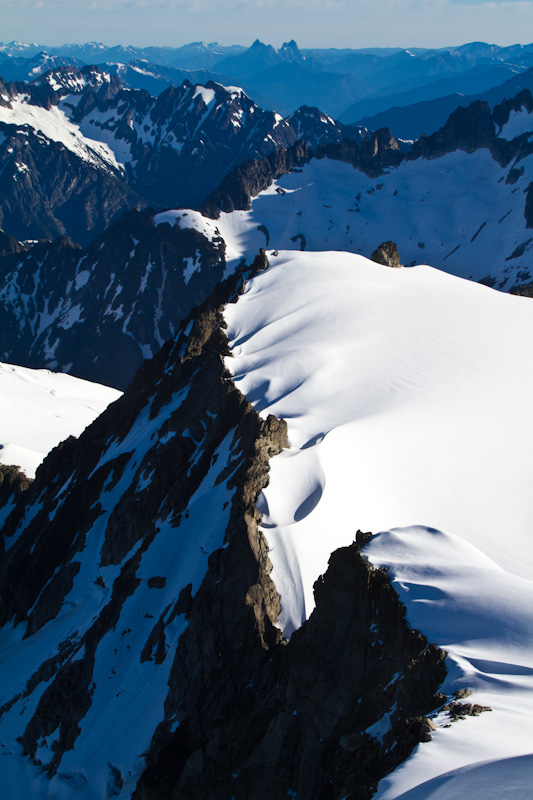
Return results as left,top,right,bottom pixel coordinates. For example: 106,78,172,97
525,182,533,229
0,464,31,555
408,100,495,160
0,229,28,256
371,241,402,268
407,93,533,171
287,105,367,149
0,261,275,775
316,128,404,178
135,534,446,800
510,280,533,297
492,89,533,132
201,139,312,217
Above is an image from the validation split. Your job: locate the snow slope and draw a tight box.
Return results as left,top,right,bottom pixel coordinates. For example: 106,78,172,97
224,250,533,798
0,94,124,171
0,362,122,476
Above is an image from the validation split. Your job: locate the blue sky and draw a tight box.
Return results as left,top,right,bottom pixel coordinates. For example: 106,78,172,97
1,0,532,49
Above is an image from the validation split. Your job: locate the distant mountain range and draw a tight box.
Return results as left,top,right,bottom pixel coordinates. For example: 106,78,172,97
354,68,533,138
2,39,533,120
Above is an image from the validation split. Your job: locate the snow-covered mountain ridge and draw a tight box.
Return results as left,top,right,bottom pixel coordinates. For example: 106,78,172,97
0,248,532,799
1,86,533,391
1,39,533,800
222,250,533,798
0,256,448,799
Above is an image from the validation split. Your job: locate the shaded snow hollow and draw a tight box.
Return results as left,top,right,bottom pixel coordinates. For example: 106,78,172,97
223,250,533,800
0,362,122,477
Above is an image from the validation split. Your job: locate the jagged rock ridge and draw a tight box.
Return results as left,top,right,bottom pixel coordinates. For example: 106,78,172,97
0,65,368,244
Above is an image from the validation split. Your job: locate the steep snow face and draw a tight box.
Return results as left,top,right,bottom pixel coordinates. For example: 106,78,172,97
224,250,533,798
0,362,121,477
0,309,251,798
0,95,123,171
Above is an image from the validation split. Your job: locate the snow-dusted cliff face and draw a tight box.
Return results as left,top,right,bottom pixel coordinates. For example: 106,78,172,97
0,209,229,389
224,250,533,799
0,67,296,243
0,67,361,245
0,65,366,245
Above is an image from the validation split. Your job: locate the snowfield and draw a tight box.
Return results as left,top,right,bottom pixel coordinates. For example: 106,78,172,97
0,362,122,477
224,250,533,799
